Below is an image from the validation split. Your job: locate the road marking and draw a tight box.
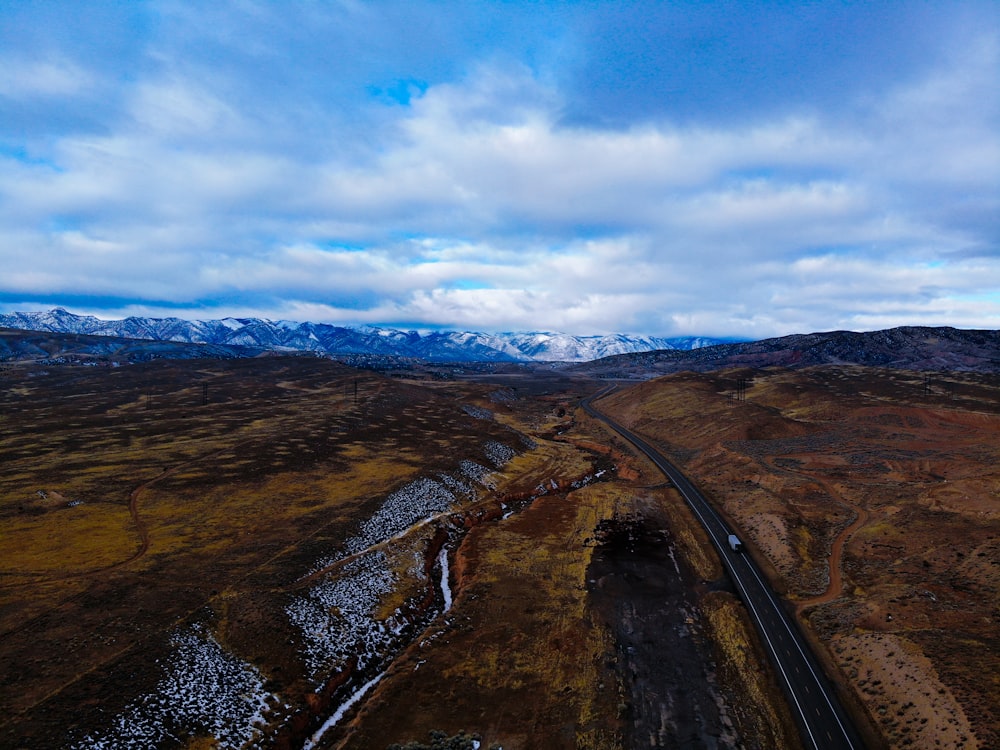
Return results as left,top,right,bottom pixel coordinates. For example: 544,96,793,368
743,559,857,746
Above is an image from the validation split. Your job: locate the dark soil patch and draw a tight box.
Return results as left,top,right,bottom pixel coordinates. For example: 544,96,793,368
587,507,741,749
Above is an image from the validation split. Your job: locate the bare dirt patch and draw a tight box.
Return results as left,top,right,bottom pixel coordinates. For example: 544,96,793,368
586,503,775,749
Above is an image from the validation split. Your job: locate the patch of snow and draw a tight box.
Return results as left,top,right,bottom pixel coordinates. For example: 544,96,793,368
303,477,461,576
71,624,276,750
461,404,494,420
344,478,456,556
286,437,529,703
438,547,452,612
302,670,387,750
286,551,398,680
458,460,491,485
484,440,515,467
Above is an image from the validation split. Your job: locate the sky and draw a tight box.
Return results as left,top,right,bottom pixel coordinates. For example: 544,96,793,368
1,1,998,338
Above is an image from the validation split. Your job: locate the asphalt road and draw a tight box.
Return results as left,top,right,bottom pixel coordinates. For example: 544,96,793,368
582,391,867,750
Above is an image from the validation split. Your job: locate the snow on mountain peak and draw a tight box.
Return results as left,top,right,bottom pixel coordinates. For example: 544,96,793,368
0,309,731,362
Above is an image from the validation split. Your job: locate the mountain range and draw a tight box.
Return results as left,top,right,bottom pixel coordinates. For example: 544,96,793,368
4,309,996,374
0,308,731,363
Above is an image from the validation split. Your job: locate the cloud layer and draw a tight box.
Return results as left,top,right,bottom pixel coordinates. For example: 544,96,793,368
1,1,998,336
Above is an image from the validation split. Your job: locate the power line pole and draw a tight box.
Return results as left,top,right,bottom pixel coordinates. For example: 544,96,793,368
734,377,748,402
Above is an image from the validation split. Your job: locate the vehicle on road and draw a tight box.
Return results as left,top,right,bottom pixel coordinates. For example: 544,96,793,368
727,534,744,552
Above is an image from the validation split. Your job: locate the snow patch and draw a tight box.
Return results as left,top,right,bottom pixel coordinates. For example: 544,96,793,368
71,624,276,750
286,551,398,680
438,547,452,612
484,440,515,468
461,404,494,420
302,670,387,750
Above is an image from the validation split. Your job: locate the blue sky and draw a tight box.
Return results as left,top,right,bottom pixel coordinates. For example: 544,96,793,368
1,1,997,337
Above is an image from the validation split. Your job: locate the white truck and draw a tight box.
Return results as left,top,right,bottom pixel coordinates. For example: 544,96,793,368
727,534,744,552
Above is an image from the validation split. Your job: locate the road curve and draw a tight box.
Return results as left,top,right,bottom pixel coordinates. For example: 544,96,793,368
581,389,867,750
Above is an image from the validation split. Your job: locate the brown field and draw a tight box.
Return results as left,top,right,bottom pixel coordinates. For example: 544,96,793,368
323,372,796,750
0,357,798,750
8,356,991,750
0,357,551,747
598,366,1000,749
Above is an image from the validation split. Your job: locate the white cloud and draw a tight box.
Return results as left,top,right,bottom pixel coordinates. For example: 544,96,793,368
0,58,95,99
128,78,247,140
1,18,998,337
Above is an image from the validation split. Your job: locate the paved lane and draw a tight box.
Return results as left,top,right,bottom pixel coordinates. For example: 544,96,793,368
582,391,866,750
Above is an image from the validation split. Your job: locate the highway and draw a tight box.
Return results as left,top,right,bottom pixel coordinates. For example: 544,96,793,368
581,391,866,750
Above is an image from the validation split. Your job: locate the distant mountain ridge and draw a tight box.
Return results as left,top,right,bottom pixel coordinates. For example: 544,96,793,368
0,327,263,364
572,326,1000,376
0,308,733,363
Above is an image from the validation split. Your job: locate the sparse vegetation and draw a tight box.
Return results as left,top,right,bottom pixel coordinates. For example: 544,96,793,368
7,355,990,750
0,358,559,748
599,365,1000,749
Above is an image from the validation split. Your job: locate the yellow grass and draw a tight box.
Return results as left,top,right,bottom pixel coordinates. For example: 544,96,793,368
702,591,800,749
340,448,627,749
436,483,625,746
1,503,136,572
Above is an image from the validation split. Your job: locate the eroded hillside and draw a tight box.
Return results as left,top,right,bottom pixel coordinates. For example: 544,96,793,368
598,366,1000,749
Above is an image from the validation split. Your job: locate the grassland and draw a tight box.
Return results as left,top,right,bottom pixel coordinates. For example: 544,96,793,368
3,355,858,749
0,357,549,747
327,379,797,750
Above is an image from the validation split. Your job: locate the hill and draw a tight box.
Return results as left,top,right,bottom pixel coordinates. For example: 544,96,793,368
594,365,1000,748
0,327,264,364
573,326,1000,377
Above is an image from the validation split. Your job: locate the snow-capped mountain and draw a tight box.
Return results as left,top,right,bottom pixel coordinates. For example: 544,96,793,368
0,309,734,362
500,331,722,361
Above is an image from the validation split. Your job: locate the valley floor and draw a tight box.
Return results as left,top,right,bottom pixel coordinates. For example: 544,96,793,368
5,357,991,749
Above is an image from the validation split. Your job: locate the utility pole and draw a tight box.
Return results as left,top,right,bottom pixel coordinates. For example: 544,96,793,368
734,377,748,402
